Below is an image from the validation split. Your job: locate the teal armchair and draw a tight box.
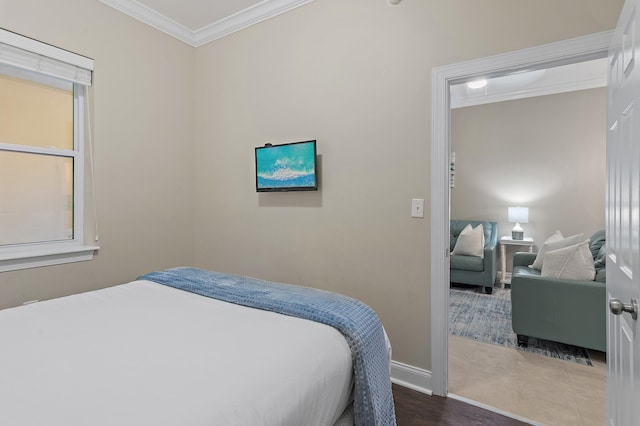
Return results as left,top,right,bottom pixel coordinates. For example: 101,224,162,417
450,220,499,294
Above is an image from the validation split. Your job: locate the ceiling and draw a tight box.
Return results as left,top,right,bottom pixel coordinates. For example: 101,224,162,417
97,0,317,47
450,58,608,108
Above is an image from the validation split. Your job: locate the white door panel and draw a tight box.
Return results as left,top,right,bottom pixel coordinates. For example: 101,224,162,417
608,1,640,425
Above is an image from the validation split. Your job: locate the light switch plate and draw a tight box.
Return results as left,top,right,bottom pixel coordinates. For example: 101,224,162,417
411,198,424,218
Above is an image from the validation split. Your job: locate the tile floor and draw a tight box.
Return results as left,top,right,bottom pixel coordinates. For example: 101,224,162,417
449,335,607,426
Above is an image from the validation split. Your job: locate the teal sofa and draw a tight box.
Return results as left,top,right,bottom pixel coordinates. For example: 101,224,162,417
510,230,606,352
450,220,498,294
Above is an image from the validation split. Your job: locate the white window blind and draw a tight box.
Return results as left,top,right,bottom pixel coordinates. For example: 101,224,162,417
0,29,93,86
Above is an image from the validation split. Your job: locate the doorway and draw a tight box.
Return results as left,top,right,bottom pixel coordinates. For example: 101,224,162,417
447,63,608,424
430,30,612,401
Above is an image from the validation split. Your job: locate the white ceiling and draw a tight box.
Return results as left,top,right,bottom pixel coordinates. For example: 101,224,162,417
98,0,317,47
136,0,264,31
450,58,608,108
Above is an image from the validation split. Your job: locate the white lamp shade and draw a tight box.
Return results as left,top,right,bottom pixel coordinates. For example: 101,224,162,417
508,207,529,224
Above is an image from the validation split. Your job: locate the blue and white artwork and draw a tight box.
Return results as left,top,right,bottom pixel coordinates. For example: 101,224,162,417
256,141,317,191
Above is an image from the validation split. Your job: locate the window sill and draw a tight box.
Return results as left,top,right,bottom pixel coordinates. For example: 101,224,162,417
0,245,99,273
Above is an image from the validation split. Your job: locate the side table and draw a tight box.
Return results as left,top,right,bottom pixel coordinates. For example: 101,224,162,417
500,236,534,287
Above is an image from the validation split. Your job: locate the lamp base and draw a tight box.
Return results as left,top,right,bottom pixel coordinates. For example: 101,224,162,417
512,223,524,240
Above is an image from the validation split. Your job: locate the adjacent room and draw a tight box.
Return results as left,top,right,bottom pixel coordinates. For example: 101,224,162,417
448,61,608,425
0,0,629,425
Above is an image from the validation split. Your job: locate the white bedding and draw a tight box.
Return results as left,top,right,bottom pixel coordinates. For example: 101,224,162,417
0,280,354,426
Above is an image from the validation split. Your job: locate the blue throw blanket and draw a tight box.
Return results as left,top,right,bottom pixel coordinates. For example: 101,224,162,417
138,267,396,426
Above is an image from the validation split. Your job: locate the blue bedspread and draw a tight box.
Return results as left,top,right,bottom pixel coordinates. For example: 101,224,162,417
138,267,396,426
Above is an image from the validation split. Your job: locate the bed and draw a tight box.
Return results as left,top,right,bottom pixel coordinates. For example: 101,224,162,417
0,268,395,426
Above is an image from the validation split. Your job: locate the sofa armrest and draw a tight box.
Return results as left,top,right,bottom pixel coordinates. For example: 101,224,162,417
511,272,607,352
512,273,605,292
513,252,536,268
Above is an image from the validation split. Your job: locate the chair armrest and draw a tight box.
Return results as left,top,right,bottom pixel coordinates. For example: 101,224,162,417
482,228,499,287
513,252,536,268
482,224,499,263
486,227,498,249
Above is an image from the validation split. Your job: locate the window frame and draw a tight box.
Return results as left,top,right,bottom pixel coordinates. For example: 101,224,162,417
0,31,98,273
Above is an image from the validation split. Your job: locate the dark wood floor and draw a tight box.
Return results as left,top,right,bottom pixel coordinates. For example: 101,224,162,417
393,384,529,426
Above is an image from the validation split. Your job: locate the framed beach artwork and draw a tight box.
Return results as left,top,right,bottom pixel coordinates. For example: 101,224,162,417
255,140,318,192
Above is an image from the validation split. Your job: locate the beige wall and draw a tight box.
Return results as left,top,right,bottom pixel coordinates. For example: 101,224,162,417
0,0,622,373
0,0,196,307
192,0,621,370
451,88,607,273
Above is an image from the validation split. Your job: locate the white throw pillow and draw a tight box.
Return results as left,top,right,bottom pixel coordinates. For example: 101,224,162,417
541,240,596,281
451,224,485,258
530,232,583,271
547,230,564,242
527,230,563,270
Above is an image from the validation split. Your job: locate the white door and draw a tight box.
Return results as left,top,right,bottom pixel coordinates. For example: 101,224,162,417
607,1,640,424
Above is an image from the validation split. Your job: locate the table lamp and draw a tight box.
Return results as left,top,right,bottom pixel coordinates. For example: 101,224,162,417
508,207,528,240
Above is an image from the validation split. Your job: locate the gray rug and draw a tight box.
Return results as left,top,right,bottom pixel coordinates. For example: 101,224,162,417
449,285,593,366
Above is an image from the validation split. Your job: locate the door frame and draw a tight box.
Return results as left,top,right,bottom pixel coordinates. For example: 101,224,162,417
430,31,613,397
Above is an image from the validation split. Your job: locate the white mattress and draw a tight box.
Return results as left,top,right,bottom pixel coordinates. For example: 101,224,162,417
0,280,354,426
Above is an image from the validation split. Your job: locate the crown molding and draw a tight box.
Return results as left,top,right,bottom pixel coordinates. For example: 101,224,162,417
98,0,195,45
194,0,316,47
98,0,317,47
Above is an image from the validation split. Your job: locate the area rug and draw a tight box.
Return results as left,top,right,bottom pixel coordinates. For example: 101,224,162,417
449,285,593,366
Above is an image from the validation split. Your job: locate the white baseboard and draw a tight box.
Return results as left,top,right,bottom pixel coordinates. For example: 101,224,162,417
390,360,432,395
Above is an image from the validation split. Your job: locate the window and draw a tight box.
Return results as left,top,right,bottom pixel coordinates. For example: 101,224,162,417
0,30,97,272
